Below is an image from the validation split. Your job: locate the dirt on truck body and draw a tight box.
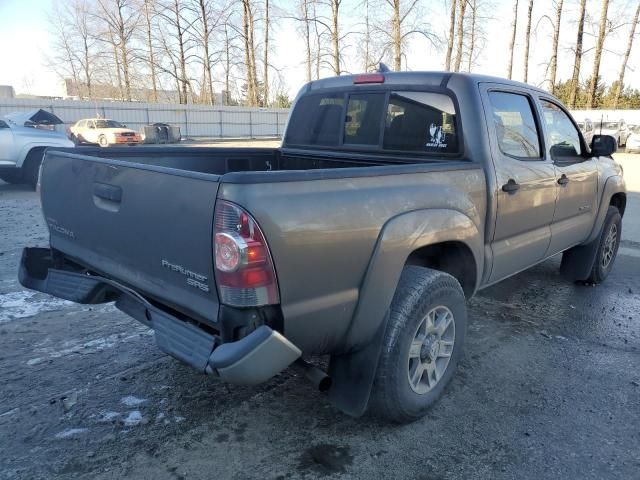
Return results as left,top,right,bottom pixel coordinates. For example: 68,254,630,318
19,71,625,422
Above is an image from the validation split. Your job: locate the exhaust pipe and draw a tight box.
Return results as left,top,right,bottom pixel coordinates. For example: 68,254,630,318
293,358,332,392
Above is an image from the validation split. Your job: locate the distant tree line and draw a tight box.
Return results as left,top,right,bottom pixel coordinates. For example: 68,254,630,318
48,0,639,108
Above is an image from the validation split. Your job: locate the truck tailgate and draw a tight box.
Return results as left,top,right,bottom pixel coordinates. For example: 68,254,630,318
40,151,221,323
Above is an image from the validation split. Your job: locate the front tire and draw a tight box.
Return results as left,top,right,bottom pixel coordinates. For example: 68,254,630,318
369,266,467,423
585,206,621,284
98,135,109,147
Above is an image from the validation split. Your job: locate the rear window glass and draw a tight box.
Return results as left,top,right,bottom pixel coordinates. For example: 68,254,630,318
383,92,458,153
285,93,344,147
285,90,460,154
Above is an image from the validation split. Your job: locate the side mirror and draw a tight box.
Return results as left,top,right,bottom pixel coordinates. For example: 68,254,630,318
591,134,617,157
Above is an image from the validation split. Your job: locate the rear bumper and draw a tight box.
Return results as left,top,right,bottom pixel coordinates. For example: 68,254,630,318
18,247,300,384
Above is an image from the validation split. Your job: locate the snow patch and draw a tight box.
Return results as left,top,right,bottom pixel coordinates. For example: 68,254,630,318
121,396,147,407
0,291,72,323
54,428,88,439
98,411,121,422
123,411,143,426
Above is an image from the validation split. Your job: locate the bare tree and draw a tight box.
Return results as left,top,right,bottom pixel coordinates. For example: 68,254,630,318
568,0,586,107
142,0,158,102
613,2,639,108
453,0,467,72
586,0,610,108
48,4,83,96
263,0,270,105
98,0,140,102
445,0,457,71
547,0,563,94
299,0,314,80
240,0,259,105
467,0,476,72
329,0,342,74
507,0,518,79
522,0,533,83
190,0,225,105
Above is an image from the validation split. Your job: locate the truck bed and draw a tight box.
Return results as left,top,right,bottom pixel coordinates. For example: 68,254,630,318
66,146,404,176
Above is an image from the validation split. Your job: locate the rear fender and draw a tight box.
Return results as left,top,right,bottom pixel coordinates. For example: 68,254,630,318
328,209,482,417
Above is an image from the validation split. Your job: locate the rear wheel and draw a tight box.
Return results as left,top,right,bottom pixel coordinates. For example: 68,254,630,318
369,266,467,423
585,206,621,284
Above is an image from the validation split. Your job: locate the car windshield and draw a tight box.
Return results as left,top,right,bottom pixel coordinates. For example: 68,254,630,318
95,120,125,128
596,122,619,130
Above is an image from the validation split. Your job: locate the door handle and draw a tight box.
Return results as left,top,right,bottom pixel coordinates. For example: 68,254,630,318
501,179,520,193
557,174,569,186
94,182,122,202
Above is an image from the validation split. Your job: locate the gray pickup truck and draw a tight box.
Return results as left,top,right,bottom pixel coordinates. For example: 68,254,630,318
19,72,625,422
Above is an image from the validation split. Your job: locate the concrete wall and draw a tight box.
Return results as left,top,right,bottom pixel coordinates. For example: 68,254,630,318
0,98,289,138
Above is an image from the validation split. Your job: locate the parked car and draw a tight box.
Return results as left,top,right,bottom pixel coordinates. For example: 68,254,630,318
594,119,630,147
577,118,595,145
19,72,625,422
69,118,142,147
0,109,74,188
626,125,640,153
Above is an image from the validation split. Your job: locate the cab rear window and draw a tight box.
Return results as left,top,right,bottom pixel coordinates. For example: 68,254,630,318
285,90,460,155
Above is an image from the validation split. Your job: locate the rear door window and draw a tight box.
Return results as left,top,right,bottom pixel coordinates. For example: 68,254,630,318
488,91,541,159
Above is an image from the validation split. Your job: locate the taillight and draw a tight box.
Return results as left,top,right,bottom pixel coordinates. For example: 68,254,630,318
214,200,279,307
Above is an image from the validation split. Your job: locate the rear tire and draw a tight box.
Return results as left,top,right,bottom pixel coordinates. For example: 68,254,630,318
369,266,467,423
585,206,621,284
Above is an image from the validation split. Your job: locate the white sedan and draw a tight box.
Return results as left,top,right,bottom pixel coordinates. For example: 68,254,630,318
0,109,74,188
626,125,640,154
70,118,142,147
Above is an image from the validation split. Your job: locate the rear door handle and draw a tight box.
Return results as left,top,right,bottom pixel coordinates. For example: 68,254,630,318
557,174,569,186
501,179,520,194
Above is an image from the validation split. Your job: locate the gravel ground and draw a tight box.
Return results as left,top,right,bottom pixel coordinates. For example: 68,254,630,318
0,149,639,479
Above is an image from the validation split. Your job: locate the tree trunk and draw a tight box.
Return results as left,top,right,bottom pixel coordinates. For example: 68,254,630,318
302,0,312,81
568,0,586,108
173,0,189,104
586,0,610,109
445,0,457,71
108,26,124,100
392,0,401,71
116,3,131,101
263,0,270,106
467,0,476,72
453,0,467,72
144,0,158,102
331,0,341,75
613,2,639,108
548,0,563,94
198,0,215,105
523,0,533,83
224,23,231,105
242,0,258,105
507,0,519,80
313,0,321,79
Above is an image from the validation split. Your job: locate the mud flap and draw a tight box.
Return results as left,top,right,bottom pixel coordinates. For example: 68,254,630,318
327,312,389,417
560,234,600,281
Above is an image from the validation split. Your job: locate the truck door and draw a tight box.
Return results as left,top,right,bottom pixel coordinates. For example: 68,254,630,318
482,88,558,283
537,98,598,255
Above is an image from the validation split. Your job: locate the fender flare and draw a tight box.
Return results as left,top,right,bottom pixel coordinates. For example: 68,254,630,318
584,175,626,244
328,208,482,416
15,143,49,168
